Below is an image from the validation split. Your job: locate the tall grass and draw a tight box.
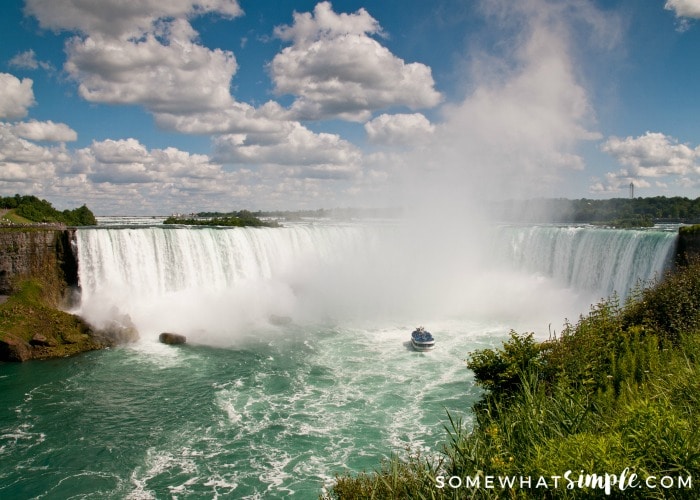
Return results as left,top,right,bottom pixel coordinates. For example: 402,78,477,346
322,260,700,499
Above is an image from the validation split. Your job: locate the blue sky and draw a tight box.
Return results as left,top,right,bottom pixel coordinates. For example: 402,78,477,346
1,0,699,215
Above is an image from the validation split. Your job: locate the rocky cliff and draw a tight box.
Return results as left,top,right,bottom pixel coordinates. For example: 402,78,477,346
0,227,78,296
0,227,109,362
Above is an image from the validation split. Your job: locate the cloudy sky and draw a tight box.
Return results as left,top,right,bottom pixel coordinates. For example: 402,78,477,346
1,0,699,215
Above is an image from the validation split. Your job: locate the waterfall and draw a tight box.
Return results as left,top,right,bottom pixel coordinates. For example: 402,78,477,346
492,225,677,299
73,223,678,341
73,224,386,340
75,224,371,301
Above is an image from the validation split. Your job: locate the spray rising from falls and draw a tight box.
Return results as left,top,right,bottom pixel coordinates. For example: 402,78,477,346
73,223,678,343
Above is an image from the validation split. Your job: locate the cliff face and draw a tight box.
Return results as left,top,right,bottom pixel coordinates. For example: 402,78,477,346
0,227,101,362
0,227,78,296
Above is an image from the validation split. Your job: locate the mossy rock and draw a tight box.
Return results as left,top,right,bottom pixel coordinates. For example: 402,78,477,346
0,279,108,362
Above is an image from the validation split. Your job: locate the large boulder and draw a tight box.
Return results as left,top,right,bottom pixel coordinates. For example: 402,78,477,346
94,311,140,345
30,333,55,347
0,335,33,362
159,332,187,345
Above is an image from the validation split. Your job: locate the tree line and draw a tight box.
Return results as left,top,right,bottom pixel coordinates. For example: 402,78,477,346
163,210,278,227
493,196,700,224
0,194,97,226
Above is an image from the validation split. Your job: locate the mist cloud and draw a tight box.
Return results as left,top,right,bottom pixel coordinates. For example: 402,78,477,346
394,0,603,207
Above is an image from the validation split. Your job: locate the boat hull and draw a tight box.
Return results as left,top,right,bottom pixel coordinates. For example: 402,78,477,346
411,339,435,352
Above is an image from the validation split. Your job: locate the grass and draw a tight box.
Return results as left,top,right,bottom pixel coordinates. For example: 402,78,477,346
322,260,700,499
1,209,33,225
0,279,106,360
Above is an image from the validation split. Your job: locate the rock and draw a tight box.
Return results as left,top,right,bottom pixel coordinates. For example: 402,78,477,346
159,332,187,345
269,314,292,326
30,333,54,347
0,335,33,362
93,311,139,345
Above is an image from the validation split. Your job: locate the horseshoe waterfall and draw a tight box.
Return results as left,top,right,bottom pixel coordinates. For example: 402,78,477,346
0,222,678,498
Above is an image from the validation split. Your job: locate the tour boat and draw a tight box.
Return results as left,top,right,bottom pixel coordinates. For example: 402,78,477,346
411,327,435,351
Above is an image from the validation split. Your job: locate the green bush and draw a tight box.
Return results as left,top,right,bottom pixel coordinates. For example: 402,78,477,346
466,331,545,396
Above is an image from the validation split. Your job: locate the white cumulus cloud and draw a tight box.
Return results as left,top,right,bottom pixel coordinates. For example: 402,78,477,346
25,0,243,39
9,49,54,72
27,0,242,115
153,101,288,136
0,123,72,190
598,132,700,191
365,113,435,146
64,21,237,113
665,0,700,19
0,73,36,120
214,122,362,179
270,1,442,121
12,120,77,142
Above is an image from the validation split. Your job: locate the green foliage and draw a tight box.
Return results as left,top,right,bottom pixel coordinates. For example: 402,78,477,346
0,194,96,226
467,331,544,395
320,450,441,500
598,215,654,228
163,210,279,227
0,279,103,359
64,204,98,225
678,224,700,236
445,261,700,497
494,196,700,223
623,258,700,343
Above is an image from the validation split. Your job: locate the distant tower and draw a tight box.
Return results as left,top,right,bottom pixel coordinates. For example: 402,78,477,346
629,182,634,199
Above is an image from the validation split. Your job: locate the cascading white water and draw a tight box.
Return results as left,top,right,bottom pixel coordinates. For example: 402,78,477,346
76,224,371,300
492,225,677,298
74,223,389,343
73,222,678,343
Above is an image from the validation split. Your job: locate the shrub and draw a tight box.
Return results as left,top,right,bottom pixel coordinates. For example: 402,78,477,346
466,331,545,396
